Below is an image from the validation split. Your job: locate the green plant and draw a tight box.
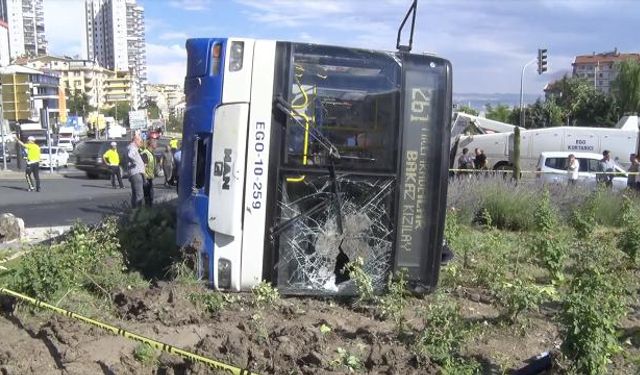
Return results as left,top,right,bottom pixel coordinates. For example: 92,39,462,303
10,219,121,301
617,195,640,266
445,208,461,246
495,279,556,325
413,295,468,368
319,323,332,335
344,257,375,304
531,190,567,282
249,313,269,344
330,347,363,372
252,281,279,307
189,291,228,316
377,269,408,333
118,203,180,280
133,343,157,365
560,256,628,374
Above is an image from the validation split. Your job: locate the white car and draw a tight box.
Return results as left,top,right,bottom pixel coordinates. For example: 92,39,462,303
57,138,74,152
39,146,70,169
536,151,628,191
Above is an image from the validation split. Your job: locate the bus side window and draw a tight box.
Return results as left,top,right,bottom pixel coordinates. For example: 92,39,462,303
194,137,207,190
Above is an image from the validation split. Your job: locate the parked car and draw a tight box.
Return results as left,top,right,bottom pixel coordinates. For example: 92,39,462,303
39,146,70,169
0,143,11,162
57,138,74,152
74,140,130,179
536,151,628,191
74,138,169,179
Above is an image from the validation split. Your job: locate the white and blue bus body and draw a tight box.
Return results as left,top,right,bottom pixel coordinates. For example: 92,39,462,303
177,37,452,295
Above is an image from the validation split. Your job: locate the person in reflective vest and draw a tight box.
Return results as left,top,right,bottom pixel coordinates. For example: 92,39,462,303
169,137,179,150
103,142,124,189
16,136,41,192
140,139,156,207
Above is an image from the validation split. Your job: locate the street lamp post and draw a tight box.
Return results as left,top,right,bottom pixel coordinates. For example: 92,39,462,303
0,103,6,171
519,58,537,127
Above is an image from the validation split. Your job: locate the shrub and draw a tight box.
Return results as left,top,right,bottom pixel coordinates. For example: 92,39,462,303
344,257,376,304
559,249,628,374
495,279,556,325
617,196,640,266
10,219,121,301
530,190,567,282
117,202,180,280
377,270,408,333
413,294,479,373
189,290,228,316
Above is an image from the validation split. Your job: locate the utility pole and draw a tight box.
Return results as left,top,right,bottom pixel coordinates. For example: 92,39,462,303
519,59,536,127
0,85,6,171
41,107,53,174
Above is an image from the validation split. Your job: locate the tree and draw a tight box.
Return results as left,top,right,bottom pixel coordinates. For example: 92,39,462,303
485,104,514,123
455,104,479,116
66,89,95,118
612,59,640,116
145,100,161,119
550,75,617,127
101,102,131,126
167,113,183,133
508,99,564,129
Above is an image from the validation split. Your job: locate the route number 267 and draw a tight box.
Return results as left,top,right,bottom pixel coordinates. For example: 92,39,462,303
410,88,430,123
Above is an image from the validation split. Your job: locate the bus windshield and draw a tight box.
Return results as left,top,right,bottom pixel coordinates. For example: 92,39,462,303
285,44,401,171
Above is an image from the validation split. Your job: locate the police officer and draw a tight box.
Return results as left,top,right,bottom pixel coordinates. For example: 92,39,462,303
16,136,41,192
169,137,179,151
103,141,124,189
140,139,156,207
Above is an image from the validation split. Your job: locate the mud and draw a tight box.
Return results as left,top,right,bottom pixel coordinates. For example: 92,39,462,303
0,282,567,375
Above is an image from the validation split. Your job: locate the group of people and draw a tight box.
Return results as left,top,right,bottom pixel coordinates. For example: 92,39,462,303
14,132,182,209
457,147,488,172
566,150,622,188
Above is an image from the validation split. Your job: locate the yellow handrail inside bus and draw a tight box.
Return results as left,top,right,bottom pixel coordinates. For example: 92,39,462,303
287,65,313,183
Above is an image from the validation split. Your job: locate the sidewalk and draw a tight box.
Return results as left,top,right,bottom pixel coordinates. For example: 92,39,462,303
0,225,72,258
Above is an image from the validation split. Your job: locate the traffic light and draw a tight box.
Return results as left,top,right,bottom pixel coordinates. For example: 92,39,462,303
537,48,548,74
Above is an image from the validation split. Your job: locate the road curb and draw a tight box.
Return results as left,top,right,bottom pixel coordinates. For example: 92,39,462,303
0,170,70,180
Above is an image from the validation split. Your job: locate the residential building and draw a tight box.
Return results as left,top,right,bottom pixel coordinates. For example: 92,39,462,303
103,70,132,107
146,83,184,119
7,0,47,59
0,0,9,66
84,0,146,109
0,64,59,123
572,49,640,94
24,55,116,109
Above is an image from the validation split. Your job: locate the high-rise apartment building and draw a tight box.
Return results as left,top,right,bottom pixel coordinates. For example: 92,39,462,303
0,0,10,66
572,49,640,95
84,0,146,109
7,0,47,59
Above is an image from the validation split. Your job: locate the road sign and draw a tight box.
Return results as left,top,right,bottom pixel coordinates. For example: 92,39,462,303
129,110,147,130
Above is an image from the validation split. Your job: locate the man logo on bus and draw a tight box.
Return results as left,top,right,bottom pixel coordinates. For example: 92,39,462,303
213,148,232,190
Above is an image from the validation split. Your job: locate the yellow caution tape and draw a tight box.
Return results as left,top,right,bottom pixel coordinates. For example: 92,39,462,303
0,287,258,375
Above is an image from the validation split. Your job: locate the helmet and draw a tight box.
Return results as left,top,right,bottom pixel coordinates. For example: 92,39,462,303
110,141,117,147
27,136,35,141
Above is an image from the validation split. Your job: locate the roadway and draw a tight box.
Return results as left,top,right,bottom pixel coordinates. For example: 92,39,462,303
0,164,177,227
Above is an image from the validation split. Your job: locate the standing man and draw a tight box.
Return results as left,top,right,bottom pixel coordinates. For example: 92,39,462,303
103,142,124,189
140,139,156,207
127,133,145,208
16,136,41,192
598,150,616,188
566,154,579,186
628,153,639,189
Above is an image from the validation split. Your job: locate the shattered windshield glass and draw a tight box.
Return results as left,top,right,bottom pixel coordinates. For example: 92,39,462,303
274,45,402,294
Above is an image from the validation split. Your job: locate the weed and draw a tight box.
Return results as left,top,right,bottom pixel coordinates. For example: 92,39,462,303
413,294,468,368
559,248,629,374
617,196,640,266
377,269,408,333
252,281,279,307
10,219,121,301
319,323,332,335
495,279,556,325
133,343,157,365
189,291,228,316
168,258,199,285
330,347,363,372
530,190,567,282
344,257,375,304
249,313,269,344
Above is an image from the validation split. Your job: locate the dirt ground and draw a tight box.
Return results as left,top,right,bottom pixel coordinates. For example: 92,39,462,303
0,280,578,375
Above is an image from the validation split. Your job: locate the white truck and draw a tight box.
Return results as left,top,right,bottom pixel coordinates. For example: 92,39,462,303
450,113,640,172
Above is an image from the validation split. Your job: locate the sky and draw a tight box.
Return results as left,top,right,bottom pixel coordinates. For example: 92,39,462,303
44,0,640,95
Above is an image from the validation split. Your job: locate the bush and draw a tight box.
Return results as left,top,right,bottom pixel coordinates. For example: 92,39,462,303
559,247,629,374
530,190,567,282
118,202,180,280
10,219,121,301
617,196,640,266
